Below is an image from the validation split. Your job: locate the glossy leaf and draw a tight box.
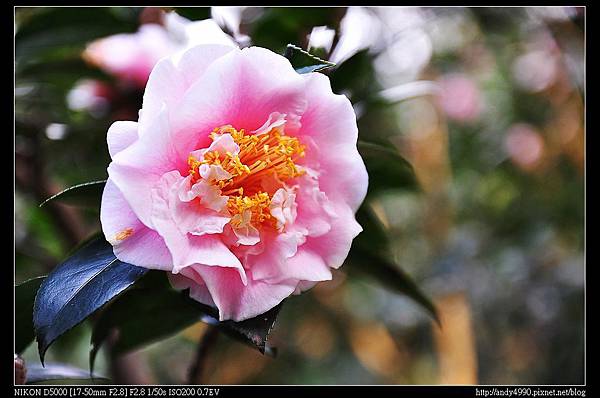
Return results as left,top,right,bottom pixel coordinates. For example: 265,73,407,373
33,236,147,363
211,303,281,356
26,363,108,384
357,140,419,196
284,44,335,74
346,247,439,324
39,180,106,208
15,277,45,354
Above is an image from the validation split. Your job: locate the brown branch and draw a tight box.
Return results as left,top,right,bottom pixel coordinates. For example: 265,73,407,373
328,7,348,61
15,134,87,249
106,329,155,385
187,325,219,384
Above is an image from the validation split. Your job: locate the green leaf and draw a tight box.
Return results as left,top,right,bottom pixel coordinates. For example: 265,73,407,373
90,271,280,371
26,363,108,384
33,236,147,364
351,203,438,322
284,44,335,74
89,273,202,372
17,57,113,85
214,304,281,357
39,180,106,208
330,50,379,102
353,204,390,255
250,8,340,54
172,7,211,21
16,7,139,61
357,140,419,196
346,248,439,324
15,277,45,354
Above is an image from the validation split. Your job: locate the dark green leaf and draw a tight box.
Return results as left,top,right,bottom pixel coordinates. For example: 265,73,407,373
17,57,113,84
353,204,390,255
89,273,201,372
330,50,379,102
249,8,340,54
346,248,439,324
33,236,147,364
90,271,280,371
15,277,45,354
284,44,335,74
357,140,419,196
40,180,106,208
16,7,139,60
172,7,211,21
26,363,108,384
214,303,281,356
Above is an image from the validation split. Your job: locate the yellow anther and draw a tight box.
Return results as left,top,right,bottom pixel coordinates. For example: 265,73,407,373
188,124,305,229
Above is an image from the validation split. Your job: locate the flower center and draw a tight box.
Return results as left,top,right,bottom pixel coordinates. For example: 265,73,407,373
188,125,305,227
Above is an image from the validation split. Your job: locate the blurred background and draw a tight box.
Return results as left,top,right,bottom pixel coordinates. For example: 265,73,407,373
15,7,585,385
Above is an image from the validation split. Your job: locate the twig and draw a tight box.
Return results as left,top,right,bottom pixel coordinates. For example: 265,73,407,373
107,328,155,385
187,325,219,384
15,134,86,248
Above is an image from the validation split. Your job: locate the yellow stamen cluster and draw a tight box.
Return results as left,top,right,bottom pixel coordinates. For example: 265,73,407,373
227,192,272,226
188,125,305,227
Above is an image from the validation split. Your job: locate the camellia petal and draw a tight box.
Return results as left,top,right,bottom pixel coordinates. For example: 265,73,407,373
298,72,369,211
194,265,297,321
101,180,173,270
168,268,216,308
108,106,179,228
107,121,139,157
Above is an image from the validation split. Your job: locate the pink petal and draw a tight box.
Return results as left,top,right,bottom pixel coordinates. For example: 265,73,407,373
251,112,287,135
107,121,139,157
138,58,187,134
169,269,216,308
172,195,230,237
194,265,297,321
100,179,173,270
303,202,363,269
293,176,334,238
150,171,245,282
172,47,307,140
108,106,181,228
247,230,303,282
177,44,238,90
253,246,332,284
182,19,238,49
197,165,233,184
231,219,261,246
196,133,240,159
298,72,368,212
176,174,228,211
174,203,230,237
269,187,297,231
293,280,319,295
139,45,236,155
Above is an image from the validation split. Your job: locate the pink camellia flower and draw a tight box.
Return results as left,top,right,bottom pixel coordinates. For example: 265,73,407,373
100,43,368,321
83,13,236,88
